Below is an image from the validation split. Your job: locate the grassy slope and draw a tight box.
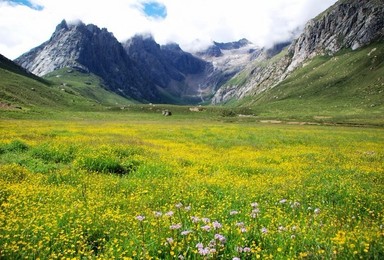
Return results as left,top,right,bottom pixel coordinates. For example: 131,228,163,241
2,41,384,127
0,67,95,110
0,54,47,84
44,68,136,107
239,42,384,125
0,56,136,117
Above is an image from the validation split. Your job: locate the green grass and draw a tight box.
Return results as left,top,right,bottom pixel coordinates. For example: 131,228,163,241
0,67,106,112
1,36,383,259
0,60,135,116
0,54,47,84
0,118,383,259
44,68,136,107
237,42,384,125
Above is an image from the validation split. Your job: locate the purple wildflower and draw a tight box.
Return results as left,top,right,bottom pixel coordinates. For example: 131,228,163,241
201,225,211,232
136,215,145,221
235,222,245,227
202,217,210,223
191,216,200,223
181,230,192,236
250,208,260,218
214,233,226,243
251,202,259,208
213,221,222,229
196,242,204,249
154,211,162,217
165,211,174,217
198,247,210,256
170,223,182,230
278,225,286,232
291,201,300,208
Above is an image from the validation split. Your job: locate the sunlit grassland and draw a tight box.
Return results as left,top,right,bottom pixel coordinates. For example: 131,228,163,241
0,118,383,259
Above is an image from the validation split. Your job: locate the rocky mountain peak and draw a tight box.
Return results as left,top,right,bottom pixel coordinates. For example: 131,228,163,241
287,0,384,72
213,38,251,50
124,34,161,59
125,34,157,47
55,19,69,32
161,43,183,52
15,20,162,102
197,38,253,58
212,0,384,104
122,34,211,102
14,0,383,105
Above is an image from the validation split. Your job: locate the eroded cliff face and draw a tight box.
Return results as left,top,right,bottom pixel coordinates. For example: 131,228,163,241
15,20,218,104
15,20,83,76
123,35,212,103
212,0,384,104
14,0,384,105
15,20,162,102
287,0,384,72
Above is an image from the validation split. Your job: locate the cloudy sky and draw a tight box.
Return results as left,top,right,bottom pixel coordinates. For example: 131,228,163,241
0,0,337,59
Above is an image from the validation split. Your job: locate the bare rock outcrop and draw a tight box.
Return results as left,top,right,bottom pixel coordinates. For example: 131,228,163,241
212,0,384,104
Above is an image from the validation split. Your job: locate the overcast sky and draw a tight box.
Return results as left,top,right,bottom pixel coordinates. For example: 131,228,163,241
0,0,337,59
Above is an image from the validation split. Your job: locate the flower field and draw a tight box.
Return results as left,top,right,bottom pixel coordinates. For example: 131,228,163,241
0,119,383,259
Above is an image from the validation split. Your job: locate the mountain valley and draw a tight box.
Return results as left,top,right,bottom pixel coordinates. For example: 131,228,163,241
0,0,383,125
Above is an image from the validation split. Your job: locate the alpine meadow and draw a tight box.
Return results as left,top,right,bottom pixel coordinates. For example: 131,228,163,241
1,0,384,259
0,118,383,259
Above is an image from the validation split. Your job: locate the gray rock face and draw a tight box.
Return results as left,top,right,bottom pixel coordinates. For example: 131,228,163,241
123,35,182,88
15,21,217,104
212,0,384,104
15,20,160,102
123,35,212,103
16,0,382,105
160,43,207,75
195,38,263,98
287,0,384,73
15,21,83,76
211,48,291,104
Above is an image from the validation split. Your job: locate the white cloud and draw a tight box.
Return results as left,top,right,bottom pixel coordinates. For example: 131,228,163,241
0,0,337,59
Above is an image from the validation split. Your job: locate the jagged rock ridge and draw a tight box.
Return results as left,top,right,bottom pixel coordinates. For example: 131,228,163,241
286,0,384,72
212,0,384,103
15,20,163,102
122,35,213,103
15,20,224,104
14,0,383,105
195,39,264,96
15,19,258,104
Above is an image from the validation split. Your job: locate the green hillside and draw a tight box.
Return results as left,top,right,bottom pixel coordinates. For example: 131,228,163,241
0,54,46,84
2,40,384,126
44,68,136,107
0,55,135,114
239,41,384,125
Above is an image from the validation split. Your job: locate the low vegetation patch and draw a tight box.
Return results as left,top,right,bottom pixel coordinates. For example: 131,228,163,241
0,119,383,259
